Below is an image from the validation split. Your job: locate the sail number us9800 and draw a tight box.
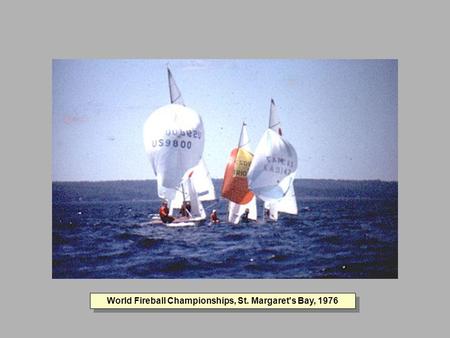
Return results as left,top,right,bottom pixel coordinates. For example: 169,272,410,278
151,139,193,149
150,129,202,149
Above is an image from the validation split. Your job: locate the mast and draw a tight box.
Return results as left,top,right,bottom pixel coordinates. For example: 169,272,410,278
181,181,186,203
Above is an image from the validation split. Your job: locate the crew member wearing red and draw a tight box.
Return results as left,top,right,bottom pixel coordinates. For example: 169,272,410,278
210,209,220,224
159,201,175,223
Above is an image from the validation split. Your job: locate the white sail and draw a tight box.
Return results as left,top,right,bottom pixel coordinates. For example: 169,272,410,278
276,174,298,215
264,201,278,221
188,158,216,201
168,199,175,216
169,158,216,209
143,103,205,199
143,68,214,223
247,128,297,202
185,174,206,219
228,196,257,224
168,68,184,105
238,122,251,151
248,99,298,220
269,98,282,135
264,174,297,221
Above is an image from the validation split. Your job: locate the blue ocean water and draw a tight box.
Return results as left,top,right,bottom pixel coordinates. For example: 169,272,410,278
52,180,397,278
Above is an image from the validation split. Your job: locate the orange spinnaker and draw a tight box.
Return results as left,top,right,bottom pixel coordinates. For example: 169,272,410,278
221,148,254,204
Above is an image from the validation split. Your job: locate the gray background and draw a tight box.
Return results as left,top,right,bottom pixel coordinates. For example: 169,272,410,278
2,0,448,336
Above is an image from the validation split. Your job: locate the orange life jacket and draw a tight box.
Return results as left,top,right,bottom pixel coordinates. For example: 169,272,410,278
159,206,169,217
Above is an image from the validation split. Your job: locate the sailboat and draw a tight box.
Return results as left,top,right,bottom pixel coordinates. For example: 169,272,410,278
221,122,257,224
165,171,207,227
247,99,298,221
143,68,215,226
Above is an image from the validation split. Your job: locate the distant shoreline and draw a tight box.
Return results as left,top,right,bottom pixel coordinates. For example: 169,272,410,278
52,178,398,184
53,179,397,203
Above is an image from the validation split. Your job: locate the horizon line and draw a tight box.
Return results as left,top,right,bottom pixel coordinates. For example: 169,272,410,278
52,177,398,183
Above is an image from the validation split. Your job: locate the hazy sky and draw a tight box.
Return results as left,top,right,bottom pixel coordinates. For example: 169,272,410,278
52,59,397,181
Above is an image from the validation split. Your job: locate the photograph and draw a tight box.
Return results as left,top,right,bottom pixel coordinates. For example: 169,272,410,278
52,59,398,278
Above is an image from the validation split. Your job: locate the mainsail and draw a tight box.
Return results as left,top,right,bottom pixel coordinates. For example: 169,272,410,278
143,68,215,216
184,171,206,219
247,99,298,220
264,173,297,221
168,68,184,106
170,158,216,207
269,98,282,136
221,122,257,224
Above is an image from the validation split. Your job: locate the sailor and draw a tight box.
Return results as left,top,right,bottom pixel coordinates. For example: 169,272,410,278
185,201,191,213
239,208,250,224
159,201,175,223
210,209,220,224
179,201,190,217
264,208,270,220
